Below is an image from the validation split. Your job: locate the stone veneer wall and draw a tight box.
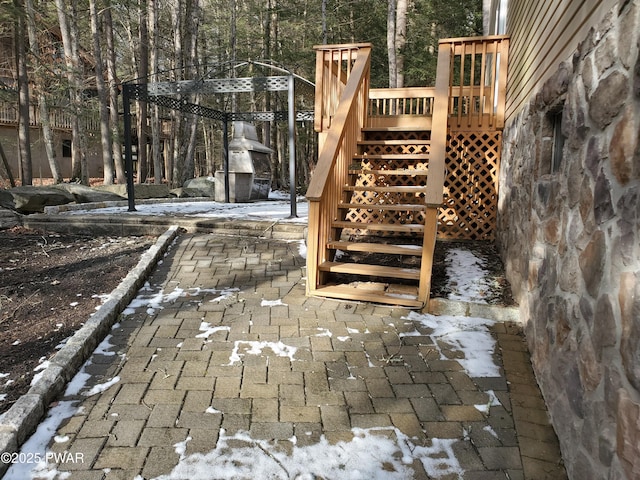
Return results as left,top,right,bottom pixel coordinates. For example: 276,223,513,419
497,2,640,479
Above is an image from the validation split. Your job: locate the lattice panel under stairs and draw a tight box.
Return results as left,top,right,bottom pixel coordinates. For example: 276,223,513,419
439,131,501,241
339,130,500,241
360,142,431,156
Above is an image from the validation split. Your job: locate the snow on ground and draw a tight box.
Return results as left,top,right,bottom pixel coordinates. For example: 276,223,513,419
152,426,463,480
63,190,308,223
401,311,500,378
444,248,491,304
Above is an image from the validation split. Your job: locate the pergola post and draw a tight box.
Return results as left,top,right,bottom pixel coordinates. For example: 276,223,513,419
223,117,230,203
123,84,136,212
288,74,297,218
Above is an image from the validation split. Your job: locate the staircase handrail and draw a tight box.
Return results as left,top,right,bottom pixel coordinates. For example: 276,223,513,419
307,45,371,201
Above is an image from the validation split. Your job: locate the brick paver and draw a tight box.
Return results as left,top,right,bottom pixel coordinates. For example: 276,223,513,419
28,233,567,479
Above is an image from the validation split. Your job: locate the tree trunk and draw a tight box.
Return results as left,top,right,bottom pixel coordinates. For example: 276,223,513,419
170,0,183,187
14,0,32,185
25,0,63,183
395,0,407,88
321,0,327,44
387,0,397,88
89,0,114,185
148,0,162,184
55,0,88,184
136,0,149,183
0,140,16,187
181,0,201,185
104,3,125,184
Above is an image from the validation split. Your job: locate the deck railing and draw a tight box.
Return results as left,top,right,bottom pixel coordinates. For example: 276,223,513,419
0,102,100,132
366,36,509,132
307,43,372,295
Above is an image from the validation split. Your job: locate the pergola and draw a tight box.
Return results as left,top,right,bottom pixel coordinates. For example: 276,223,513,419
121,60,315,217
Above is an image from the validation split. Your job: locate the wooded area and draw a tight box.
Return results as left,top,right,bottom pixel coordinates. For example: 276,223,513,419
0,0,481,189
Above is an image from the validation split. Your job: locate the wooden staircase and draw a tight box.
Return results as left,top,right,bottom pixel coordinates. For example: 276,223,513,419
315,128,432,308
306,37,509,309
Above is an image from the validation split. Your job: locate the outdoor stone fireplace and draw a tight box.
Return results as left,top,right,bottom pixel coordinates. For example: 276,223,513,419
215,121,272,202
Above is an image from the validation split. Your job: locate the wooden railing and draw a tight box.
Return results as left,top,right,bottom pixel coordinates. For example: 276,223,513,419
313,43,372,135
0,101,100,131
366,36,509,132
368,87,435,129
307,43,372,295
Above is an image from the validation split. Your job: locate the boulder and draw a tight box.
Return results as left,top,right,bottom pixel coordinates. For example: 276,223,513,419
0,186,75,213
93,183,171,199
51,184,124,204
183,176,216,197
0,207,21,229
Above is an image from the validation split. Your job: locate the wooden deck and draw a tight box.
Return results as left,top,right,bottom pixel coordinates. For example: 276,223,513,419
306,36,509,309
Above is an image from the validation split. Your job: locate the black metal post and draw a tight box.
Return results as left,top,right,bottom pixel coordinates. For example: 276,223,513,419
287,75,297,217
223,117,230,203
123,84,136,211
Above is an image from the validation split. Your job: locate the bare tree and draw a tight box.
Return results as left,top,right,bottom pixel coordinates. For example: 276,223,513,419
25,0,63,183
387,0,407,88
148,0,162,184
136,0,149,183
89,0,114,184
169,0,183,187
104,2,126,183
54,0,88,184
395,0,407,87
14,0,32,185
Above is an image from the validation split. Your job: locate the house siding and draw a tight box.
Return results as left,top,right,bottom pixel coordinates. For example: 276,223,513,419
497,1,640,478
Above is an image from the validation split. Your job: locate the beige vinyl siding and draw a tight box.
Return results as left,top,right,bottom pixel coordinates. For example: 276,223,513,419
505,0,619,119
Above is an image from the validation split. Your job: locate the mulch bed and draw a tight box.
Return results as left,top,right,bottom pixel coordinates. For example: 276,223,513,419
0,226,155,415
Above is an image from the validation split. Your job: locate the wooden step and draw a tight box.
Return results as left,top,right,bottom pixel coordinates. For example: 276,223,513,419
348,167,429,176
327,241,423,256
362,126,431,132
343,185,427,194
312,284,423,308
332,221,424,234
319,261,420,280
353,154,430,160
338,203,425,211
358,139,430,146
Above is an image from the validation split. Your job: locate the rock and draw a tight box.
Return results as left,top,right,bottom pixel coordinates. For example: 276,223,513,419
0,207,20,229
183,176,215,197
93,183,170,199
578,229,606,298
588,71,629,129
619,272,640,390
616,388,640,479
0,186,75,214
51,184,124,204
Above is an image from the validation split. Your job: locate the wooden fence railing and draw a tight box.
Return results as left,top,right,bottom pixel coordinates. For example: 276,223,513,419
307,43,372,296
0,102,100,132
366,36,509,132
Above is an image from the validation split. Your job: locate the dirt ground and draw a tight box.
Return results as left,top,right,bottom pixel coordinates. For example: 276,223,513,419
0,226,156,415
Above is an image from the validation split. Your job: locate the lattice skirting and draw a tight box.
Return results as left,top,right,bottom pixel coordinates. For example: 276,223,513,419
439,131,501,241
341,130,500,241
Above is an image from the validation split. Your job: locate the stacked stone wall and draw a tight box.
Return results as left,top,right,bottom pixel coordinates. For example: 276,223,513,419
497,2,640,478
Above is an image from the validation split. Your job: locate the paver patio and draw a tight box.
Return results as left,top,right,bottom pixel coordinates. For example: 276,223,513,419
13,232,566,479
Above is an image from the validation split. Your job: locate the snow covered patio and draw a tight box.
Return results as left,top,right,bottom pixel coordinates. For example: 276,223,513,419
4,196,565,479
